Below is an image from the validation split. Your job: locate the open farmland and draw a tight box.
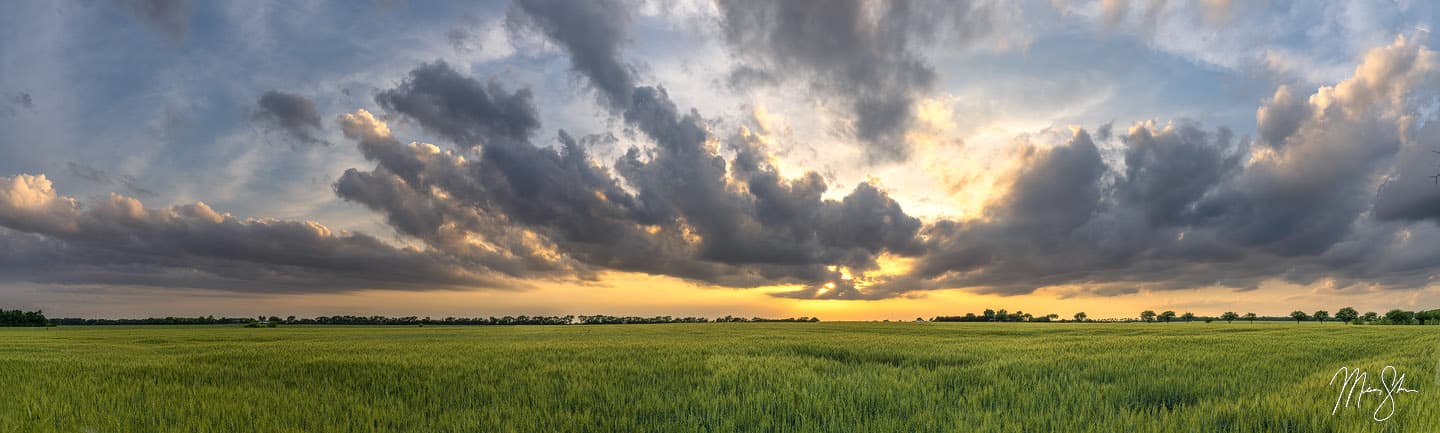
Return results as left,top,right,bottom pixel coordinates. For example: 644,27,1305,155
2,323,1437,432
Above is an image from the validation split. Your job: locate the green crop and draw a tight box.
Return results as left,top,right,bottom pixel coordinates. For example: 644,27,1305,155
1,322,1436,432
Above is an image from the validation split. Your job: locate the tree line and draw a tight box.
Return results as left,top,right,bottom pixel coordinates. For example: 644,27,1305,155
928,306,1440,325
1278,308,1440,325
0,309,50,327
931,309,1063,323
52,316,255,326
1142,307,1440,324
31,312,821,326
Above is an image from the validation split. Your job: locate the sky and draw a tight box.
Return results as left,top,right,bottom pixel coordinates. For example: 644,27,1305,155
3,0,1440,320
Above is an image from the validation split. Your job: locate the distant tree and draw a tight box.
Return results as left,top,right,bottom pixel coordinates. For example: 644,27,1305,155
1243,312,1257,323
1159,311,1176,323
1289,310,1308,323
1140,310,1157,323
1220,312,1239,323
1074,312,1087,322
983,309,996,321
0,309,49,327
995,309,1008,322
1335,307,1358,324
1385,309,1414,325
1313,310,1329,324
1181,312,1196,323
1416,310,1435,326
286,315,296,324
1362,311,1379,323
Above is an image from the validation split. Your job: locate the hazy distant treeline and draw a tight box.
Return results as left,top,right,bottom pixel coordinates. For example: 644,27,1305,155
294,315,820,325
35,313,821,326
51,316,254,326
930,307,1440,325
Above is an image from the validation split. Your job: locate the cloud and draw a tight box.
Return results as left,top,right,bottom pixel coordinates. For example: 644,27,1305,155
119,0,191,41
1201,36,1435,255
1060,0,1434,86
374,61,540,148
446,14,484,53
65,161,157,197
371,3,1440,301
446,29,480,52
907,128,1118,295
0,174,508,292
1,92,32,117
1373,119,1440,222
507,0,636,108
1117,122,1243,227
713,0,1019,162
890,35,1440,298
506,3,930,292
10,92,31,110
253,90,328,147
334,51,927,294
8,1,1437,306
1255,85,1309,148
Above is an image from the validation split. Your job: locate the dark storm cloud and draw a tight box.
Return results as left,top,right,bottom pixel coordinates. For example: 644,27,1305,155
334,109,634,282
13,1,1435,302
507,1,925,286
1198,103,1401,256
335,108,766,287
713,0,1008,162
895,113,1399,297
374,61,540,148
119,0,190,41
1000,130,1108,236
884,36,1440,298
1116,123,1243,226
253,91,328,146
1373,121,1440,221
906,129,1112,294
0,174,507,292
508,0,635,108
334,24,927,293
353,0,1437,300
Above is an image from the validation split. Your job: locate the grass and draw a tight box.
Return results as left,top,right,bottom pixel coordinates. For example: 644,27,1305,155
1,322,1437,432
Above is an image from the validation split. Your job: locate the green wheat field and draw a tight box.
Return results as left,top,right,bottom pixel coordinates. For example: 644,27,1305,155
2,323,1438,432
